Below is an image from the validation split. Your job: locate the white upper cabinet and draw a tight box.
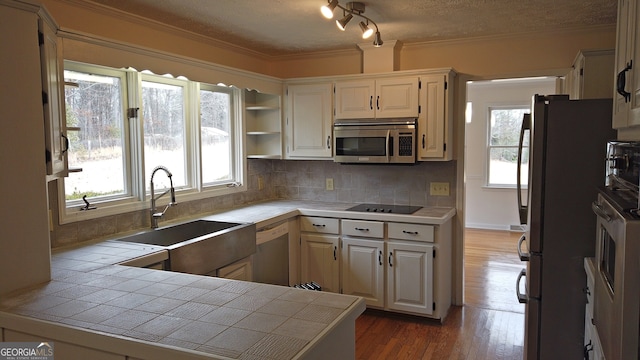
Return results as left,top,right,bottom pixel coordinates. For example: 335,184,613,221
565,49,614,100
418,71,454,161
285,83,333,158
335,76,420,119
613,0,640,128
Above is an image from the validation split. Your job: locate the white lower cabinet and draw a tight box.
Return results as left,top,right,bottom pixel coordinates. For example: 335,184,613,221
341,237,385,308
217,256,253,281
387,240,434,315
301,233,340,293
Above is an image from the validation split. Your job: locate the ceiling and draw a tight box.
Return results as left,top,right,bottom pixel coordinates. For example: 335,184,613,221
86,0,618,56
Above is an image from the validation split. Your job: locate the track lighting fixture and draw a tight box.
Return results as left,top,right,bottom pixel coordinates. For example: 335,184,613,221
321,0,339,19
336,13,353,31
359,21,374,39
320,1,383,47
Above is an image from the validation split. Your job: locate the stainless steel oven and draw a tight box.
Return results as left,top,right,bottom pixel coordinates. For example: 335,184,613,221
591,140,640,360
333,119,417,164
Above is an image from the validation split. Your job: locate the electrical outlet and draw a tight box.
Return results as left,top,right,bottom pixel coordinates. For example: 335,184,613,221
326,178,334,191
257,175,264,190
430,182,450,196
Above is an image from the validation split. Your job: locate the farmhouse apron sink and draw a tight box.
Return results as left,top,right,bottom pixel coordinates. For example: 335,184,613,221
114,220,256,275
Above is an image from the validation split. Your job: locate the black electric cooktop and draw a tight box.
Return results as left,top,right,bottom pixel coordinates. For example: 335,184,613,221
345,203,422,214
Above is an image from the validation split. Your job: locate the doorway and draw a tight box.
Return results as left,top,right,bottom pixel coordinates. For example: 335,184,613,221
463,77,556,312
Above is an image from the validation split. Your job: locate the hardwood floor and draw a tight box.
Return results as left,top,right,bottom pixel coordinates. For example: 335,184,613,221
355,229,525,359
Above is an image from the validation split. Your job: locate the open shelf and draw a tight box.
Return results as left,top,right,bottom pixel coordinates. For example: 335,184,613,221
244,90,282,159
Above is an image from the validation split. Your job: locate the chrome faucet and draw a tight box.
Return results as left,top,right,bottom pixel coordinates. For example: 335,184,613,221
150,165,177,229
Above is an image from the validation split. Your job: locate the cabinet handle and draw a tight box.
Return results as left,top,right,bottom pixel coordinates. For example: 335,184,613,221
370,96,373,110
61,133,69,154
312,224,326,228
327,136,331,149
584,340,593,359
355,227,369,232
422,134,425,149
333,246,337,261
388,252,393,267
376,95,380,110
616,60,633,103
379,250,382,266
402,230,418,235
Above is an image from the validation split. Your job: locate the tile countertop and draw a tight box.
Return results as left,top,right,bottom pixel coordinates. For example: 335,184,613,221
200,200,457,228
0,200,454,359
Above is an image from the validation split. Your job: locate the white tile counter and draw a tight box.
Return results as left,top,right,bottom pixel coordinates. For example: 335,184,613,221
0,200,454,359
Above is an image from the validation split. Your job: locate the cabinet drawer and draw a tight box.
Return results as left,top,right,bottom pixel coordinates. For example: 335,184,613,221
388,223,434,242
300,216,339,234
342,219,384,238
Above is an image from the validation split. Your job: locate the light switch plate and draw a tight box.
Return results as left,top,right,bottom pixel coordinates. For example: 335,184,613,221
326,178,334,191
430,182,450,196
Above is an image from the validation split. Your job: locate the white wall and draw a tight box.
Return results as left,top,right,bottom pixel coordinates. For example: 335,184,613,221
465,78,556,230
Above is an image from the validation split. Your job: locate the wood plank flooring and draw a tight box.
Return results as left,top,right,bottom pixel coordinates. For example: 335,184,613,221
355,229,525,359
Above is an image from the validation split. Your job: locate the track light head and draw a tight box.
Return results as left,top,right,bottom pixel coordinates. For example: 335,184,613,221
336,13,353,31
359,21,374,39
373,31,383,47
321,0,339,19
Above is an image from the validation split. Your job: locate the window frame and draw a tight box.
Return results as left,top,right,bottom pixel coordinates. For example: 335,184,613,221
58,62,246,225
485,105,530,189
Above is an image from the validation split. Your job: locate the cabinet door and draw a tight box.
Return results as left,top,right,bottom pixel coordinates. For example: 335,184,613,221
418,74,447,159
387,241,434,315
39,18,68,179
613,0,633,128
375,77,420,118
341,237,384,307
301,233,340,293
286,83,333,158
335,80,375,119
630,0,640,126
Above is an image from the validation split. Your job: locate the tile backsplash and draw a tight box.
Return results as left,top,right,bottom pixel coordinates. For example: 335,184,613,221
51,159,456,248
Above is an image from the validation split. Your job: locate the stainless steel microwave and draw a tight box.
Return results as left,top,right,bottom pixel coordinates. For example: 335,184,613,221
333,119,417,164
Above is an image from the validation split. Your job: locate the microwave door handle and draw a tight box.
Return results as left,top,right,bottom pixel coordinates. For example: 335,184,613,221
517,113,531,225
386,130,391,163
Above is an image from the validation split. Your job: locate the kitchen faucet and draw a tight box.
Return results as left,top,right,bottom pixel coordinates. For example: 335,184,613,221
150,165,177,229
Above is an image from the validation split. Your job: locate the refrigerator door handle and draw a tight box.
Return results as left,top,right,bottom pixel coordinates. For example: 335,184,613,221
517,234,530,261
517,113,531,225
516,268,528,304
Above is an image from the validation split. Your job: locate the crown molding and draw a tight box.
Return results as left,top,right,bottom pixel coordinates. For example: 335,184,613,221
56,0,273,61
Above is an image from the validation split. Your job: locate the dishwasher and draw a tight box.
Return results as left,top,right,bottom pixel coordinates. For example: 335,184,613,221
253,221,289,286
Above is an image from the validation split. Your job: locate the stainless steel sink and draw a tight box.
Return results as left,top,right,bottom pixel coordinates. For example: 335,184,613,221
113,219,256,275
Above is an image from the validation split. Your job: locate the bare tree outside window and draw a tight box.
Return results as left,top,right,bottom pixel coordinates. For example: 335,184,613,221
488,107,529,186
200,86,232,185
142,79,186,190
63,69,126,200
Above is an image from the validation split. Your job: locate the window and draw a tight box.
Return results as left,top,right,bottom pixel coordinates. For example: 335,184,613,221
141,75,187,189
199,84,234,186
487,107,529,187
60,61,245,223
63,64,129,204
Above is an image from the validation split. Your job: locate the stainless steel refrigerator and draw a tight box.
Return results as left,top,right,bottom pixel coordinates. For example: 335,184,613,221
515,95,616,359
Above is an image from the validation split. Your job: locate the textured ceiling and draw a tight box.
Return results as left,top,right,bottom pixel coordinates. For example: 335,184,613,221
86,0,618,56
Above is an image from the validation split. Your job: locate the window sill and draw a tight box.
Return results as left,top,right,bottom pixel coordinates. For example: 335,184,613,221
481,185,528,190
